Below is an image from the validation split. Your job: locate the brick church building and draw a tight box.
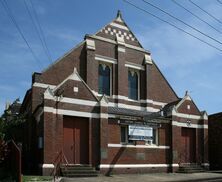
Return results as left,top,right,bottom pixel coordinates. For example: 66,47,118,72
20,11,208,175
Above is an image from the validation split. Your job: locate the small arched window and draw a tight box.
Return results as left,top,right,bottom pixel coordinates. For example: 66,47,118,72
98,64,111,95
128,70,138,100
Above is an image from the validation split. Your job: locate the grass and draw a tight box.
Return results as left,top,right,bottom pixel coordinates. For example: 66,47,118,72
22,175,53,182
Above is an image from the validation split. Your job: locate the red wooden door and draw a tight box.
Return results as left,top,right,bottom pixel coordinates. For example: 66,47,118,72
181,128,196,163
63,117,89,164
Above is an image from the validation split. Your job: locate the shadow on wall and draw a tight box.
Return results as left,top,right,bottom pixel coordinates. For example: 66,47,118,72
105,147,126,176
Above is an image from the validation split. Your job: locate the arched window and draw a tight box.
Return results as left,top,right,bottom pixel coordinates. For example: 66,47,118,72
98,64,111,95
128,70,138,100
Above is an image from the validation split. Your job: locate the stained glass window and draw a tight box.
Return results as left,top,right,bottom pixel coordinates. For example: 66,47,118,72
98,64,111,95
128,70,138,100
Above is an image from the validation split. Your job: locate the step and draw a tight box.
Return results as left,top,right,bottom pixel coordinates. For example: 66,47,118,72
62,170,98,174
60,164,99,177
63,173,98,177
61,166,94,171
179,167,204,170
60,164,91,167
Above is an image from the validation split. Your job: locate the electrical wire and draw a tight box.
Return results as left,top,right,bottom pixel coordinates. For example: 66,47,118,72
123,0,222,52
171,0,222,34
142,0,222,45
0,0,42,70
189,0,222,25
29,0,53,63
27,0,61,83
22,0,49,61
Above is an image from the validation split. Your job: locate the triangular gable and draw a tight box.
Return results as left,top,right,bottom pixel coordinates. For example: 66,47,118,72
49,68,99,102
96,10,143,48
175,92,201,115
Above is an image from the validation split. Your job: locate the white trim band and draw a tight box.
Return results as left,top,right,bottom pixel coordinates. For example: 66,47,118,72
44,94,98,107
108,144,170,149
172,121,208,129
44,107,104,118
125,63,145,71
110,22,129,31
33,82,56,89
88,35,149,53
173,112,206,120
33,82,166,107
42,164,54,168
44,94,160,112
95,54,117,64
99,164,179,169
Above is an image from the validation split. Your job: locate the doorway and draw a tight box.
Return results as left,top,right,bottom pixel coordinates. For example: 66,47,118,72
63,116,89,164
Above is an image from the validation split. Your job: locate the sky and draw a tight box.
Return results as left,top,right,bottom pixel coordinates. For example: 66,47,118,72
0,0,222,115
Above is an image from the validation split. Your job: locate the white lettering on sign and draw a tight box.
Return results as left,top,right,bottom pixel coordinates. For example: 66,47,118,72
128,125,153,139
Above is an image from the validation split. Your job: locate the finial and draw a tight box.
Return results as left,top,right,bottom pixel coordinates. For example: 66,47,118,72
116,10,123,22
185,90,189,96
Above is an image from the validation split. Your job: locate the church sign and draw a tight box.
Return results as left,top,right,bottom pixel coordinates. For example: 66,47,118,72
128,125,153,140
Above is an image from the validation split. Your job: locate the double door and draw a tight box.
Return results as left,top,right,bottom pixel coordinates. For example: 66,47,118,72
63,116,89,164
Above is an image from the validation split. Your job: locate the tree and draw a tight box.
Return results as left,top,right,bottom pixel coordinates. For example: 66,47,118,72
0,98,25,141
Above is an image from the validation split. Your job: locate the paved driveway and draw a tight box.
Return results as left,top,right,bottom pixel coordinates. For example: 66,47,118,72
60,172,222,182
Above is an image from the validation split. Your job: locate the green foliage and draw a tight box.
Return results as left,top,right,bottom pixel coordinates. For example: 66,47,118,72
22,176,53,182
0,98,25,141
0,118,5,140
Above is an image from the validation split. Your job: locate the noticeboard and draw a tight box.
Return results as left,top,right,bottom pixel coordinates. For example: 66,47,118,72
128,125,153,140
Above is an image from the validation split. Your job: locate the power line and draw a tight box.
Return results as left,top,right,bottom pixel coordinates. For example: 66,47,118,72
29,0,53,63
122,0,222,52
142,0,222,46
171,0,222,34
189,0,222,25
22,0,49,62
0,0,42,69
27,0,61,83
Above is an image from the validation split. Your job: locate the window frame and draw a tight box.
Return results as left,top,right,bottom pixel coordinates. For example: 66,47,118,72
98,62,112,96
145,128,158,146
128,69,140,100
120,125,128,144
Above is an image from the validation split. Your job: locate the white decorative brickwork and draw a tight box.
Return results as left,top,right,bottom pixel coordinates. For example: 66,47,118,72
101,26,136,42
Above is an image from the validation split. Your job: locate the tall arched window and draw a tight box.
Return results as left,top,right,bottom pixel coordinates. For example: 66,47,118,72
98,64,111,95
128,70,138,100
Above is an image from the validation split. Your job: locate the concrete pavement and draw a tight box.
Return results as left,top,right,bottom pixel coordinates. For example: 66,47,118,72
60,171,222,182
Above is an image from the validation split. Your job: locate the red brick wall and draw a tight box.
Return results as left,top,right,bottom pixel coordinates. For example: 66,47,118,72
105,119,171,165
177,100,200,115
209,113,222,169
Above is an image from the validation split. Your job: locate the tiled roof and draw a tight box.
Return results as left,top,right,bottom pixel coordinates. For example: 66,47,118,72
108,107,151,117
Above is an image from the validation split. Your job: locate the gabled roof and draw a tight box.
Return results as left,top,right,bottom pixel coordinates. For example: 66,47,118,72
96,10,144,48
162,91,201,116
46,68,99,102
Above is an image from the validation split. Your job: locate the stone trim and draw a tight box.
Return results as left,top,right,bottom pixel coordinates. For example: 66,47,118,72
44,106,108,119
108,143,170,149
87,35,150,54
172,121,208,129
99,164,179,168
110,22,129,31
95,54,117,64
33,82,56,89
42,164,54,168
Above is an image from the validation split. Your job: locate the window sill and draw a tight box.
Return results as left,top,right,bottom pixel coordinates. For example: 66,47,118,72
108,143,170,149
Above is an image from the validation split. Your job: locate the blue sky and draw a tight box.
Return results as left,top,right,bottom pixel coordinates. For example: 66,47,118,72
0,0,222,115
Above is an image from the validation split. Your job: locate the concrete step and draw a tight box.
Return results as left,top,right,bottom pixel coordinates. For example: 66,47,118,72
61,166,94,171
62,170,98,174
60,164,98,177
62,173,98,177
176,164,206,173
